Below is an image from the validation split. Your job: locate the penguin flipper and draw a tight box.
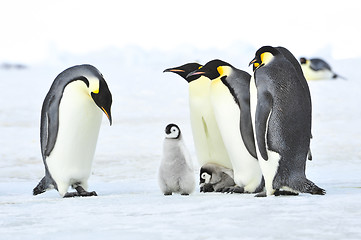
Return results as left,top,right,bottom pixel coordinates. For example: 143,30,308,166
255,92,273,161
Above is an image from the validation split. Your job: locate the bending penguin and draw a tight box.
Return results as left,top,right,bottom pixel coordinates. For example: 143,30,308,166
249,46,325,197
163,64,232,170
33,64,112,198
299,57,345,80
158,123,195,195
187,60,264,194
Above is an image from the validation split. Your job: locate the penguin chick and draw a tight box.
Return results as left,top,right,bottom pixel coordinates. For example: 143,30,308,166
249,46,325,197
158,124,195,195
200,163,243,193
33,64,112,198
300,57,345,80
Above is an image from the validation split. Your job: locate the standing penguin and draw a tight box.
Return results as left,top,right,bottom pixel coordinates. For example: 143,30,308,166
163,64,232,170
249,46,325,196
299,57,344,80
158,124,195,195
33,64,112,198
187,60,264,194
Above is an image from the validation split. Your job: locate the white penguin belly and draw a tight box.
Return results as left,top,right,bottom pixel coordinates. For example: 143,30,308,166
46,81,103,196
189,78,232,169
249,76,280,196
301,65,333,80
210,80,262,192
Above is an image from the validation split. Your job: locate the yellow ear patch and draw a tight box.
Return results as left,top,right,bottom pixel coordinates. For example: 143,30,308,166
260,52,274,64
217,66,224,76
93,89,99,94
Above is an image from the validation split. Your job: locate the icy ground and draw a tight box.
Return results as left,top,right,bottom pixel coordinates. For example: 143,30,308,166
0,48,360,240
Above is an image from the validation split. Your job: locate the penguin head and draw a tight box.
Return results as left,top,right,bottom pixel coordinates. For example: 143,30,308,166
299,57,307,64
165,123,181,139
63,64,113,125
186,59,233,81
163,63,202,82
200,168,212,184
249,46,280,71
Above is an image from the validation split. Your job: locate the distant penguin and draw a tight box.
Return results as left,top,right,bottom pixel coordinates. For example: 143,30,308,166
200,163,242,193
187,60,264,194
300,57,344,80
158,124,195,195
33,65,112,198
163,64,232,170
249,46,325,197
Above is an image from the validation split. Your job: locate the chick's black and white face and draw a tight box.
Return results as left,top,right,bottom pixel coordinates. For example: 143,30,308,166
200,171,211,184
165,124,181,139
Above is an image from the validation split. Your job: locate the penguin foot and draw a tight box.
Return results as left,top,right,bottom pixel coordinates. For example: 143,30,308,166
200,184,214,193
164,192,172,196
274,189,299,196
181,193,190,196
63,186,98,198
218,186,244,194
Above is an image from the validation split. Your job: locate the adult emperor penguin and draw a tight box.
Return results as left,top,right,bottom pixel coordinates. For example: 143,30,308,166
163,64,232,170
299,57,345,80
158,123,195,195
33,64,112,198
249,46,325,196
187,60,264,194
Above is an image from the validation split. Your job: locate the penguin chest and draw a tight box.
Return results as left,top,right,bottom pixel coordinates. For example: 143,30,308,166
301,65,333,80
210,80,261,189
46,81,103,185
188,79,231,168
250,76,280,195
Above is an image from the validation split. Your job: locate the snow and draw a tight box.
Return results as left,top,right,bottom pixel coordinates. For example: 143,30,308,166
1,47,361,240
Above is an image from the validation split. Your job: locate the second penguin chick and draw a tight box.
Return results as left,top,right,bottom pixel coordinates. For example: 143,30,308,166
158,124,195,195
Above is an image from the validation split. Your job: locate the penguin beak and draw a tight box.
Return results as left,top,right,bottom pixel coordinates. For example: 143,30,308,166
186,70,205,79
163,68,185,73
101,107,112,126
249,58,257,66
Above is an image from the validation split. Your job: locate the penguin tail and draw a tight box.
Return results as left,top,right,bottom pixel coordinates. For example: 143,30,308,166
333,73,347,80
293,178,326,195
33,177,49,195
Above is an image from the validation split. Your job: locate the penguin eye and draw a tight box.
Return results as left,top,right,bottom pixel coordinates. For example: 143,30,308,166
201,173,206,179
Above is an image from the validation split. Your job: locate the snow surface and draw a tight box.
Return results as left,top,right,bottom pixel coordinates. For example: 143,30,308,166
0,47,361,240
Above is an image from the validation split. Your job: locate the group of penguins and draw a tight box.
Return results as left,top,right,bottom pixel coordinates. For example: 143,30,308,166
32,45,337,198
158,45,338,197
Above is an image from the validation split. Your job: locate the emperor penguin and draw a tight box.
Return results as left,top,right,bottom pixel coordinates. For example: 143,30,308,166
158,123,195,195
249,46,325,197
200,163,242,193
163,64,232,170
187,60,264,194
299,57,345,80
33,64,112,198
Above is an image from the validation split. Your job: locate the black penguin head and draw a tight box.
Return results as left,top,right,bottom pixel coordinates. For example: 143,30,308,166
186,59,233,81
165,123,181,139
163,63,202,83
199,167,212,184
299,57,307,64
90,75,113,126
249,46,280,71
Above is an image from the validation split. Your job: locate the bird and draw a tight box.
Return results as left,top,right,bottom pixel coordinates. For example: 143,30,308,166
200,163,242,193
158,123,195,195
33,64,112,198
187,59,264,194
163,63,232,170
300,57,345,80
249,46,325,197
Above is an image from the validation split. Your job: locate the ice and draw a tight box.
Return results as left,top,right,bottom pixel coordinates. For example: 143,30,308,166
0,47,361,239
